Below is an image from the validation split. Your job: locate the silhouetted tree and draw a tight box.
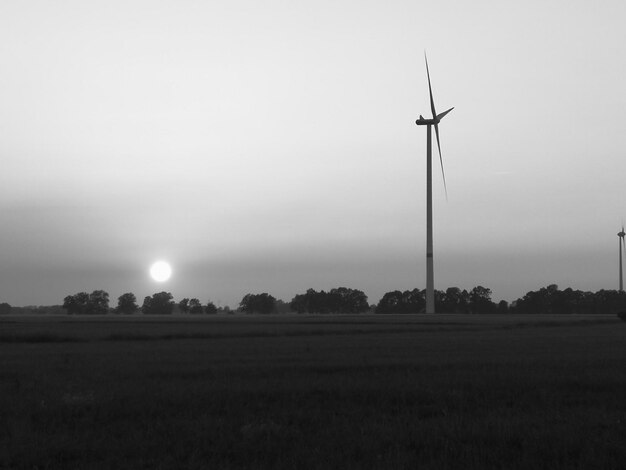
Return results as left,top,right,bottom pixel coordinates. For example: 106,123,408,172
189,298,203,314
375,290,402,314
291,289,317,313
441,287,470,313
290,289,324,313
513,288,544,314
552,287,578,314
0,302,11,315
88,290,109,315
403,289,426,313
376,289,425,314
142,292,175,315
63,292,88,315
329,287,369,313
290,287,369,314
592,289,626,314
178,298,190,314
514,284,563,314
434,289,447,312
239,293,276,314
469,286,495,314
205,301,218,314
511,285,626,314
115,293,138,314
63,291,108,314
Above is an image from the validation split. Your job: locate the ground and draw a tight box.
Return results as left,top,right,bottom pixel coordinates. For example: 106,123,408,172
1,314,625,469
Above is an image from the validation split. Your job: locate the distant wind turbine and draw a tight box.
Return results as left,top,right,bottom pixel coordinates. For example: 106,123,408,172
618,226,625,292
415,54,453,314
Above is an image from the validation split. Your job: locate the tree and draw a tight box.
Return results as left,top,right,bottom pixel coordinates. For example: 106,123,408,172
290,289,327,314
375,290,403,314
178,298,190,314
115,293,138,314
469,286,495,314
63,291,108,314
290,288,369,314
0,302,11,315
63,292,88,315
509,285,616,314
329,287,369,313
434,289,447,313
375,289,425,314
307,288,329,313
88,290,109,315
441,287,469,313
239,293,276,314
142,292,175,315
205,301,218,314
142,296,152,314
189,298,203,314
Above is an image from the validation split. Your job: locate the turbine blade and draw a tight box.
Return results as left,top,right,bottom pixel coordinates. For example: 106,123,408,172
425,53,437,119
437,107,454,120
434,123,448,200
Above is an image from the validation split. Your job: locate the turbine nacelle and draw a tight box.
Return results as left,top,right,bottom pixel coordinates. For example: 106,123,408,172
415,107,454,126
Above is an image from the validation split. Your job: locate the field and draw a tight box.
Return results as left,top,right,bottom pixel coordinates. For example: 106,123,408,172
1,314,625,469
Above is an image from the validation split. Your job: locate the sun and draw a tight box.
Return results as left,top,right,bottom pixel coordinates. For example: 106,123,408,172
149,261,172,282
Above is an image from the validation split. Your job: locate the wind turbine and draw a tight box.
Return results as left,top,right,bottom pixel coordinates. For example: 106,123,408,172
415,54,453,314
618,226,625,292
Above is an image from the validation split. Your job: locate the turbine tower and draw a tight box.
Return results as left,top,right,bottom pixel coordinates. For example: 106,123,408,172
415,54,453,314
618,226,625,292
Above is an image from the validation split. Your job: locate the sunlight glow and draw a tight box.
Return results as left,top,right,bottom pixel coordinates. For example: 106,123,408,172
149,261,172,282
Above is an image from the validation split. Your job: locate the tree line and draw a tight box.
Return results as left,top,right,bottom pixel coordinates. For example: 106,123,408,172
60,291,221,315
2,284,626,315
290,288,369,314
56,288,371,315
375,286,502,314
509,284,626,315
55,285,626,315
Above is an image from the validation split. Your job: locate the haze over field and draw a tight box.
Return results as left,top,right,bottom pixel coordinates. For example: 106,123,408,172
1,0,626,307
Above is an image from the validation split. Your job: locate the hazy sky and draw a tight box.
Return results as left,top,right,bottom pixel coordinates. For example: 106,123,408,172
2,0,626,307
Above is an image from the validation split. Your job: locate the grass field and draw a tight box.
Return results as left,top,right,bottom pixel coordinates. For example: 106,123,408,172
1,314,625,469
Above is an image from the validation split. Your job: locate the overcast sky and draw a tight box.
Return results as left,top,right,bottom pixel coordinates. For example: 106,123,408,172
2,0,626,308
